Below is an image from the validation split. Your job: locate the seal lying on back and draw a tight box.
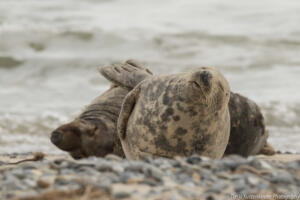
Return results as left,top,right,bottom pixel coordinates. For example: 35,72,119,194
116,67,231,160
50,60,153,159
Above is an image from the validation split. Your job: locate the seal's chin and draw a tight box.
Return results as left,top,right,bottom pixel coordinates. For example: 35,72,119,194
70,149,87,160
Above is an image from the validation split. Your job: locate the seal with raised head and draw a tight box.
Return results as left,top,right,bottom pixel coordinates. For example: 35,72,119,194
50,60,153,159
116,67,231,160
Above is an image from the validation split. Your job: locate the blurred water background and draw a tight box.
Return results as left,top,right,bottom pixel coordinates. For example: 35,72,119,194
0,0,300,154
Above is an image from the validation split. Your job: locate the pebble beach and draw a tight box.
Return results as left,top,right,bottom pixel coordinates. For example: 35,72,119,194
1,153,300,200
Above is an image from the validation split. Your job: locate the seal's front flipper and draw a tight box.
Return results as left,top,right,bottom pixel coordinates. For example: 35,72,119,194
98,60,153,89
117,84,141,140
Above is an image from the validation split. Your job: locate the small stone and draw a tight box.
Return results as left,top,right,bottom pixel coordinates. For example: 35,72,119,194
23,178,36,188
216,172,231,180
192,172,201,182
234,179,247,193
3,174,28,190
113,191,131,199
186,154,204,164
95,162,114,172
270,171,294,184
287,160,300,169
206,181,228,193
143,165,164,180
12,169,27,180
105,154,123,162
204,194,216,200
125,162,144,173
167,192,181,200
258,160,273,170
120,172,134,183
94,177,113,190
142,178,160,186
247,175,260,185
54,176,70,185
247,157,262,169
36,179,50,188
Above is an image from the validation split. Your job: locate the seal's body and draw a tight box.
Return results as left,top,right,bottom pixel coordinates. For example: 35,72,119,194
51,60,153,159
117,67,231,160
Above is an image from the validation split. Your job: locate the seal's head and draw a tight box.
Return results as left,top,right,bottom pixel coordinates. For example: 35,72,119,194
51,119,116,159
51,120,96,159
185,67,230,110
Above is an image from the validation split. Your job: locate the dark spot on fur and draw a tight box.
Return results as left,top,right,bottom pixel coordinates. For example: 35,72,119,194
193,134,211,153
176,103,185,112
154,134,187,155
173,115,180,121
175,127,187,136
160,125,168,130
187,106,198,116
161,107,174,121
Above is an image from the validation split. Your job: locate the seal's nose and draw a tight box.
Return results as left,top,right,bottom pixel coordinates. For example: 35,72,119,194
200,70,211,87
51,131,62,146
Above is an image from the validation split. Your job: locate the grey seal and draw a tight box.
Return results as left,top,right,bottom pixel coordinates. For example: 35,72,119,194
117,67,231,160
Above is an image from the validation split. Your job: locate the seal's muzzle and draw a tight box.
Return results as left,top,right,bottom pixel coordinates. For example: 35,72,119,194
51,131,62,146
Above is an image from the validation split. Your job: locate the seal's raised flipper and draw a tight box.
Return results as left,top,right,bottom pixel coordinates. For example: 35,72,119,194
99,60,153,89
117,84,141,140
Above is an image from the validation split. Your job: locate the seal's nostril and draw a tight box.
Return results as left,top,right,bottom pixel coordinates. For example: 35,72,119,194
51,131,62,145
200,71,211,87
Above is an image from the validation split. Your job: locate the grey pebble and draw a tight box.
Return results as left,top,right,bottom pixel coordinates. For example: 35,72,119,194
270,170,294,184
234,179,248,193
143,164,164,180
206,181,228,193
105,154,123,162
112,191,131,199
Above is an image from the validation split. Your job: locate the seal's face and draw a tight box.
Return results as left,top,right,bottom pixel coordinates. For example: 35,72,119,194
51,119,115,159
186,67,230,110
50,120,96,159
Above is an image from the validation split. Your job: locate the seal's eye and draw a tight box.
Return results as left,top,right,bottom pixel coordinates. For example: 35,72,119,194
192,81,201,88
70,127,81,137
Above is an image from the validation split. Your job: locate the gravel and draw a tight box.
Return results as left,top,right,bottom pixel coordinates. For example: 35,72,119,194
0,154,299,200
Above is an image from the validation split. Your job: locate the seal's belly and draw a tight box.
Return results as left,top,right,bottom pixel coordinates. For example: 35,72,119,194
125,99,230,159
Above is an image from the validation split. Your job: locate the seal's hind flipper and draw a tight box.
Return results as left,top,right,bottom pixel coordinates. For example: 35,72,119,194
98,60,153,89
258,142,276,156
